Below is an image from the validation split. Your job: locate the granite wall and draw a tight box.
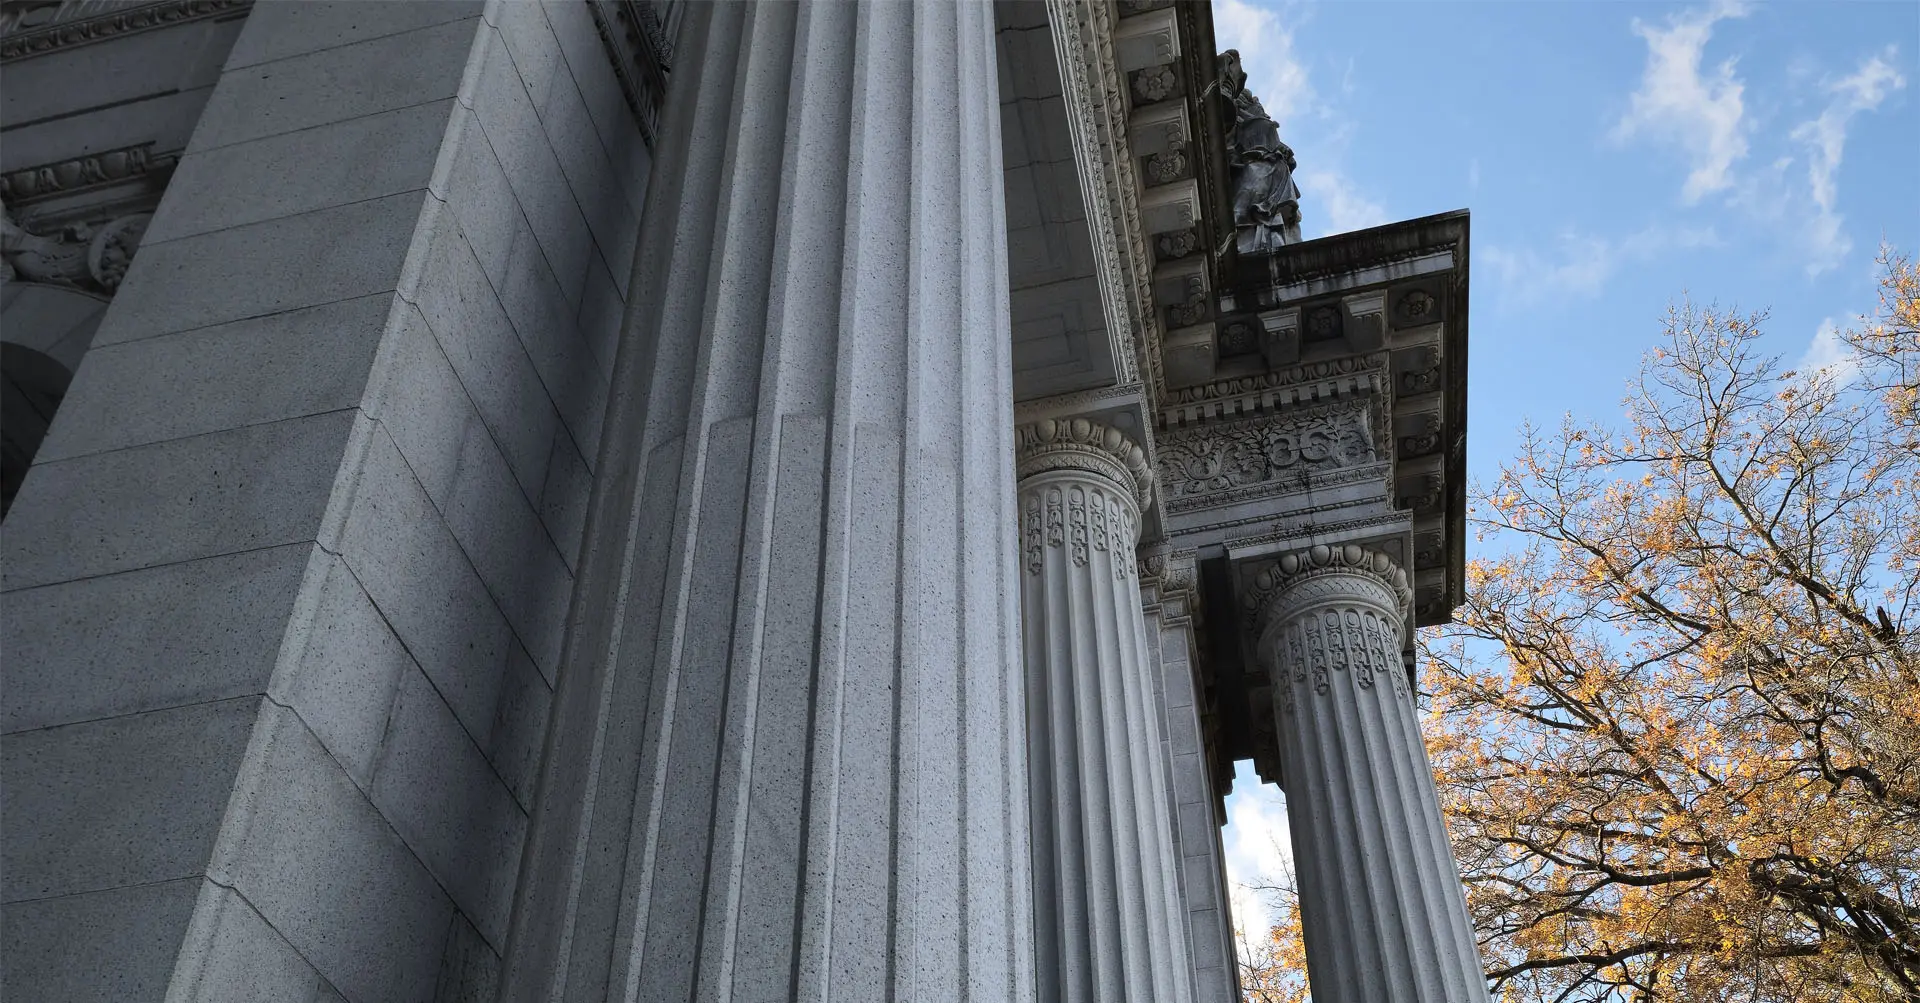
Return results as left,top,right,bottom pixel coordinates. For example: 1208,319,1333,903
1,2,647,999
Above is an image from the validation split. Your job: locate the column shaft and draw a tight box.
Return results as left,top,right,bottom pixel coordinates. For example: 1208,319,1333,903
501,3,1033,1000
1252,548,1488,1003
1020,420,1194,1003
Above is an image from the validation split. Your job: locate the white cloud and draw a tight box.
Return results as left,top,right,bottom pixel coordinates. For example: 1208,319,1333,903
1787,52,1906,274
1298,167,1389,235
1798,317,1860,380
1613,1,1752,202
1212,0,1385,237
1220,761,1296,942
1481,225,1722,306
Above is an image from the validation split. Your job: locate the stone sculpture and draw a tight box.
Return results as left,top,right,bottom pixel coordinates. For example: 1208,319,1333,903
1219,48,1302,254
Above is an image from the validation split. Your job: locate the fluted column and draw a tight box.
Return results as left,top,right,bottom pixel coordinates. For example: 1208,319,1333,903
500,4,1033,1000
1018,418,1195,1003
1246,546,1489,1003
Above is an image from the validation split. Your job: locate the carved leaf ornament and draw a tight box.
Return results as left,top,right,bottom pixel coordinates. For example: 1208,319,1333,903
1161,410,1375,499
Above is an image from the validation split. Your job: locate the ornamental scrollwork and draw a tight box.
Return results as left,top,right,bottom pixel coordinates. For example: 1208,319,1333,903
1157,404,1376,501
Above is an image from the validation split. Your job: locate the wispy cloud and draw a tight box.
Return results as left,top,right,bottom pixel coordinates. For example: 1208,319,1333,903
1481,225,1722,306
1798,317,1860,380
1298,167,1389,234
1212,0,1385,237
1788,52,1906,273
1221,763,1294,941
1613,1,1752,203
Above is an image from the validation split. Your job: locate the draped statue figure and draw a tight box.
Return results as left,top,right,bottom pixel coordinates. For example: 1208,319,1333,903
1218,49,1302,255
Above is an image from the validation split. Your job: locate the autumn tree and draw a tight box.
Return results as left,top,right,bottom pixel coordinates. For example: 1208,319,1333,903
1419,252,1920,1002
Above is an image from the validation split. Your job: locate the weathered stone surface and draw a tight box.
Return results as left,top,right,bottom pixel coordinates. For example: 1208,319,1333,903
1018,420,1193,1003
1254,551,1488,1003
1,878,200,1003
206,705,452,1003
1,697,257,902
37,294,393,462
499,5,1033,999
1,544,307,733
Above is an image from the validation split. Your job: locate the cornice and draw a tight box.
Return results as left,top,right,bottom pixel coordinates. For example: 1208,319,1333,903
0,143,174,206
1160,351,1387,427
1017,417,1155,511
0,0,250,62
1046,0,1164,405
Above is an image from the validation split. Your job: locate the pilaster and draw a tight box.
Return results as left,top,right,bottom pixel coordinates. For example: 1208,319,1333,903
1248,546,1488,1003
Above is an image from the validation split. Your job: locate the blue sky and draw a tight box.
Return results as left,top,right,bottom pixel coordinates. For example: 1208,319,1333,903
1210,0,1919,943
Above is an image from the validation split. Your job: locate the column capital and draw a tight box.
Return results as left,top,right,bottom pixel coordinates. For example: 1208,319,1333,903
1015,417,1154,510
1242,544,1412,633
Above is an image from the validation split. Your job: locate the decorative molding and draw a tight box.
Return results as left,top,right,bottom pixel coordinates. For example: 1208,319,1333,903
1157,401,1375,503
1016,417,1155,511
1399,413,1442,458
587,0,678,148
1243,544,1412,634
1047,0,1161,397
1022,481,1136,579
1270,600,1408,716
2,207,149,294
0,143,174,206
0,0,248,62
1160,352,1386,423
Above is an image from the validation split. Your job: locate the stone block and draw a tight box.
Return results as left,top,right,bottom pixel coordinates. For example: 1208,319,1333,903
541,67,639,288
2,544,309,734
405,209,560,502
372,666,528,949
1167,705,1201,756
212,705,451,1003
336,428,513,743
194,17,480,150
433,397,573,676
488,641,552,810
224,1,484,70
366,299,572,674
543,0,648,217
1176,799,1215,859
2,696,259,902
492,0,564,115
1,878,199,1003
39,294,395,463
146,99,457,245
469,28,591,306
274,554,414,787
366,301,496,509
0,410,356,592
496,208,607,461
0,16,239,127
1189,913,1229,971
539,427,593,572
95,191,426,349
170,881,335,1003
434,911,502,1003
577,252,627,383
435,106,521,293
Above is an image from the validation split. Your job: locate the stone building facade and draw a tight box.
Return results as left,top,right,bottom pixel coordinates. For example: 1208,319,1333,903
0,2,1478,1001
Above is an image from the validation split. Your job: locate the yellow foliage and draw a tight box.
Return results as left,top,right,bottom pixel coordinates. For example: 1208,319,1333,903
1405,256,1920,1002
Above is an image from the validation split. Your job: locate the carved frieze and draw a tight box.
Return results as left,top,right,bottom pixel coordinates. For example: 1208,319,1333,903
2,207,149,294
0,144,173,205
1157,402,1376,504
0,0,249,62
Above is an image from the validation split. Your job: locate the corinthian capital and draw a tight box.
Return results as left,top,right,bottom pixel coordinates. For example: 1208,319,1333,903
1242,544,1413,633
1015,417,1154,510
